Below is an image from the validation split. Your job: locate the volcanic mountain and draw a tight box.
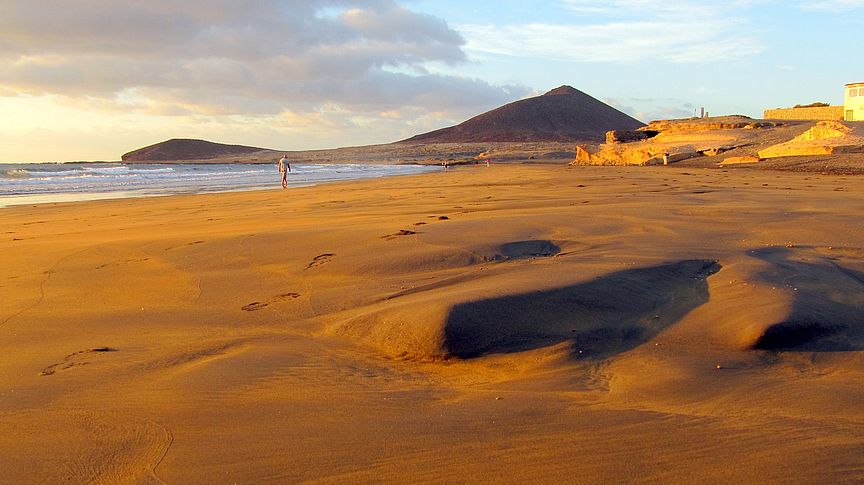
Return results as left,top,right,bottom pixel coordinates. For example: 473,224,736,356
121,139,269,162
401,86,644,144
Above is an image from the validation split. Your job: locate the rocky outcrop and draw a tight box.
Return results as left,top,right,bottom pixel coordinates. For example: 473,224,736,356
758,121,864,159
575,145,593,163
642,116,783,133
794,120,851,141
572,143,702,166
572,117,758,166
605,130,658,144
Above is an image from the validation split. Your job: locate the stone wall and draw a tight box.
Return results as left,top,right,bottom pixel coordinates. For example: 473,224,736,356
763,106,844,121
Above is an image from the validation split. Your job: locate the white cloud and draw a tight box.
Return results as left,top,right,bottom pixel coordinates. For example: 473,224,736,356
459,0,763,63
0,0,527,119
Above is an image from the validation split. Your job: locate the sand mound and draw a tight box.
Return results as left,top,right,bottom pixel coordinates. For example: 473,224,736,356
350,241,527,277
443,259,720,358
327,259,720,360
744,246,864,351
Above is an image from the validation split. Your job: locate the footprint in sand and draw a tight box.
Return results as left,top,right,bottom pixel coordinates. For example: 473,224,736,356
95,258,150,270
40,347,117,376
381,230,418,240
241,293,301,311
306,253,335,269
164,240,205,251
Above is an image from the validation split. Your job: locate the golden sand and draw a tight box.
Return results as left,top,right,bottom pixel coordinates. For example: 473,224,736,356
2,163,864,483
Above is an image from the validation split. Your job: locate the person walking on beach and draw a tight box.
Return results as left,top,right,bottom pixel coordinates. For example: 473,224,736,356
278,154,291,189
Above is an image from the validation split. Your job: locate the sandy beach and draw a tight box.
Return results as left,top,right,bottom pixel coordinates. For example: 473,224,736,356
2,163,864,483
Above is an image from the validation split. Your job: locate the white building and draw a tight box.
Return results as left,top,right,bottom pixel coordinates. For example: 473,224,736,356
845,82,864,121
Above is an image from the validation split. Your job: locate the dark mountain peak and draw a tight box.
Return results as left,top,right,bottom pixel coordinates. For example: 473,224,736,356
544,85,582,96
122,138,268,162
400,85,644,144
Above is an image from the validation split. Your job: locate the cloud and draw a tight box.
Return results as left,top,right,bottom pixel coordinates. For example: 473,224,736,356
604,96,697,123
0,0,526,119
459,0,763,63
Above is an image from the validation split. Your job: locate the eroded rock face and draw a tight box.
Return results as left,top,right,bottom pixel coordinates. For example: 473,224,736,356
642,116,783,133
575,145,594,163
606,130,654,144
569,116,802,166
572,141,695,166
758,121,864,159
792,121,851,141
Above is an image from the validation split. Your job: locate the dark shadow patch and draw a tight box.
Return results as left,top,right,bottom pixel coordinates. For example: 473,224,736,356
88,347,117,353
748,246,864,352
752,321,848,351
443,259,720,359
498,240,560,259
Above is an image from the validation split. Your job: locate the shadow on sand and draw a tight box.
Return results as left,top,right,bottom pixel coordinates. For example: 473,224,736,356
749,246,864,352
442,259,720,359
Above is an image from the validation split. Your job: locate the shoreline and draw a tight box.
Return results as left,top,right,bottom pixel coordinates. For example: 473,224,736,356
0,162,440,208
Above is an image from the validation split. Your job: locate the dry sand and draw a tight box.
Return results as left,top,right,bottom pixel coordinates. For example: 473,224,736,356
2,163,864,483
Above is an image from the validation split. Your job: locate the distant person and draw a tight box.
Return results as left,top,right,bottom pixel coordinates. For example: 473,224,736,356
485,159,491,167
662,152,670,166
278,154,291,189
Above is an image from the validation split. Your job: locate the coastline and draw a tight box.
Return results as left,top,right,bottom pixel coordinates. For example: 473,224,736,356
0,162,439,208
3,163,864,482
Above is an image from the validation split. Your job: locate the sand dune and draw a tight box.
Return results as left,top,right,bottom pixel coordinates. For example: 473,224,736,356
2,163,864,483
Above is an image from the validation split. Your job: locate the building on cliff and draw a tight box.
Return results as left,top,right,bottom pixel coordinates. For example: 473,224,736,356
845,82,864,121
763,82,864,121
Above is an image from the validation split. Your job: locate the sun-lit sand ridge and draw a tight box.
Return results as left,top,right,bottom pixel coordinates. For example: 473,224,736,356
2,163,864,483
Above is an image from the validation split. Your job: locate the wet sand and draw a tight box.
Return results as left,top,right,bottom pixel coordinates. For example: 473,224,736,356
2,163,864,483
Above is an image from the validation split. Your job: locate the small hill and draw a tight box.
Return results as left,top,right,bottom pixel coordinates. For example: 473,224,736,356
121,139,269,162
401,86,645,144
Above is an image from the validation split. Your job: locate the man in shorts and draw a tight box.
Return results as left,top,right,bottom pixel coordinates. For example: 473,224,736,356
278,154,291,189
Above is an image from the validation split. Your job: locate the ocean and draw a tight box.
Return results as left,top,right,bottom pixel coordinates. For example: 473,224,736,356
0,162,438,208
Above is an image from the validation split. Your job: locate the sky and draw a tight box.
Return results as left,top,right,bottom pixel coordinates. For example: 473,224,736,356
1,0,862,163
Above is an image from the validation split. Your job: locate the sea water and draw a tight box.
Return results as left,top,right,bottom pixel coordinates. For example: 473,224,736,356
0,162,437,208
